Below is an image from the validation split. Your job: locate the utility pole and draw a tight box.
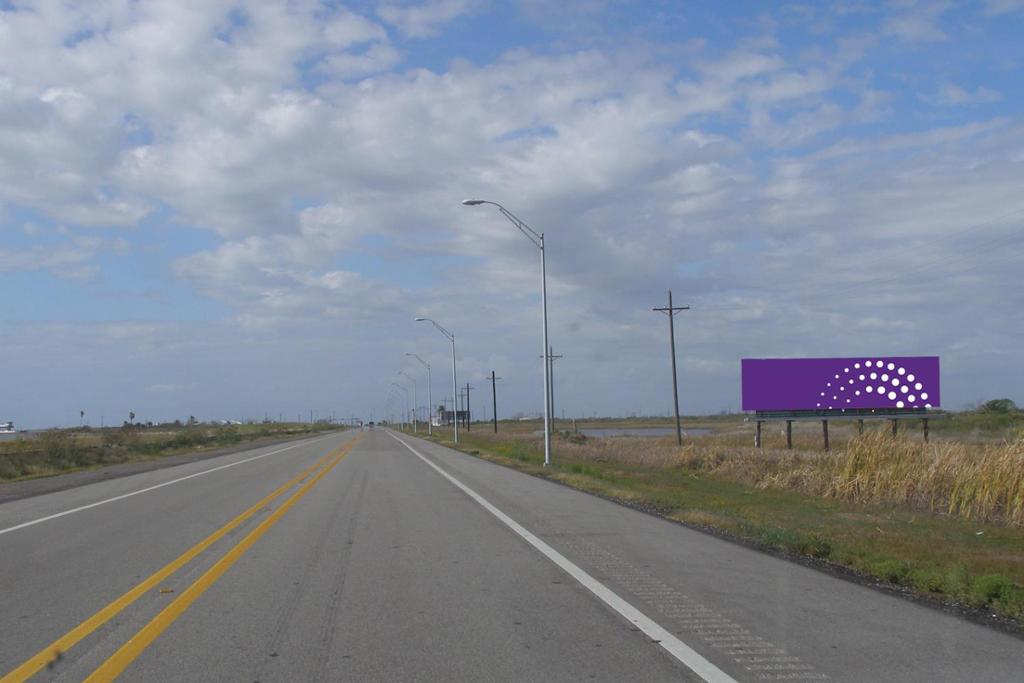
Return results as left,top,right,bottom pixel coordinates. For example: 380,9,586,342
540,346,562,436
652,289,690,446
487,371,502,433
463,383,474,430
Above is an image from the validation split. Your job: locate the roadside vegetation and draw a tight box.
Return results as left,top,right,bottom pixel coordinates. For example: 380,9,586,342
0,422,341,482
414,403,1024,625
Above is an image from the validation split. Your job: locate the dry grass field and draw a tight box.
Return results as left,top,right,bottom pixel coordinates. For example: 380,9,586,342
0,422,341,482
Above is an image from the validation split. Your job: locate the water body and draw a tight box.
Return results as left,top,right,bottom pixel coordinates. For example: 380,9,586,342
537,427,712,438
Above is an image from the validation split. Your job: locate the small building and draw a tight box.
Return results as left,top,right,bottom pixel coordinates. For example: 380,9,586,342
434,409,470,427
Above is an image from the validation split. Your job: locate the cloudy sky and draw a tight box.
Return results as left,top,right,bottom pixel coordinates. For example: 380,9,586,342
1,0,1022,427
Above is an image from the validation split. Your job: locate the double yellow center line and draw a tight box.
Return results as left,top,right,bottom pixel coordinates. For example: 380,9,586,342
2,435,361,683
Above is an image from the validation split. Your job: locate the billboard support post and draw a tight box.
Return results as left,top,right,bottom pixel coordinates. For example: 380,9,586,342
822,420,830,451
785,420,792,449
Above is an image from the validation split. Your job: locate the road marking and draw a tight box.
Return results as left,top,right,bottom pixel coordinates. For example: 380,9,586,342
0,447,341,683
541,536,825,679
83,435,361,682
0,434,338,537
388,432,738,683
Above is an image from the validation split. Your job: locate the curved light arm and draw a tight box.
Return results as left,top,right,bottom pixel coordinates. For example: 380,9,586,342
462,199,543,249
415,317,454,341
405,352,429,370
397,370,415,385
390,382,409,397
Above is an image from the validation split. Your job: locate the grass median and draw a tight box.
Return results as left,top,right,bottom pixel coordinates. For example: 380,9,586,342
410,415,1024,627
0,422,343,482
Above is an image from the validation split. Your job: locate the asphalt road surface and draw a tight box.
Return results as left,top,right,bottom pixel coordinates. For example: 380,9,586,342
0,429,1020,682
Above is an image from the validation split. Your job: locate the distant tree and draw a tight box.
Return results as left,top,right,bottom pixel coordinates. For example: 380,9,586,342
981,398,1018,413
128,411,135,424
188,415,197,426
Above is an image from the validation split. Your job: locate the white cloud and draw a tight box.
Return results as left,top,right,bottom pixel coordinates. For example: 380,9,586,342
882,1,950,42
924,83,1003,106
982,0,1024,15
377,0,479,38
0,230,126,280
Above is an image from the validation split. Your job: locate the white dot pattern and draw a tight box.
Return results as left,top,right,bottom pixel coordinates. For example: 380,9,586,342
815,359,935,411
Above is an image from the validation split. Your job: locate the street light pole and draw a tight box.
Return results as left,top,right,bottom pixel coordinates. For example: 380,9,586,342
398,370,417,433
405,353,432,436
391,383,409,431
415,317,458,444
462,199,552,467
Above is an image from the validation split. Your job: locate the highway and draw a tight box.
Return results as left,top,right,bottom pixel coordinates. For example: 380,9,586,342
0,429,1020,682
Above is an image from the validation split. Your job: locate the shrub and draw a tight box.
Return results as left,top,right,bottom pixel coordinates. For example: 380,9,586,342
981,399,1018,414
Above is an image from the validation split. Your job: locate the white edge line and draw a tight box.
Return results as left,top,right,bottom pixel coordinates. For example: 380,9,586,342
388,431,737,683
0,433,339,537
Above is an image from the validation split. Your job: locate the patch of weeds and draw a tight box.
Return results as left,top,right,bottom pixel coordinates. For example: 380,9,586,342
969,574,1016,607
507,444,535,462
908,567,947,593
737,523,833,559
866,558,910,583
993,584,1024,618
215,427,242,446
0,455,21,479
944,565,971,596
568,462,603,478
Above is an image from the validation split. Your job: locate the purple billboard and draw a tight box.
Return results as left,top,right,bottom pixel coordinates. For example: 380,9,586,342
742,357,940,412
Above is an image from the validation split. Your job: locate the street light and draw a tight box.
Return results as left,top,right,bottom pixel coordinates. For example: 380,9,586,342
398,370,418,433
462,198,552,466
405,353,433,436
386,390,401,428
415,317,458,444
391,382,409,431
